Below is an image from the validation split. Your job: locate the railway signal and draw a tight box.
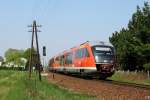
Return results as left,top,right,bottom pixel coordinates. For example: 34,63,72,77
42,46,46,71
43,46,46,56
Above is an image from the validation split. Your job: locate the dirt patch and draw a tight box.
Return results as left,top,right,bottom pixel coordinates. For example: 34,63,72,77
46,72,150,100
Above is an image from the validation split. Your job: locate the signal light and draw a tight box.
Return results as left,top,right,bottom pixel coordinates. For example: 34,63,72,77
43,46,46,56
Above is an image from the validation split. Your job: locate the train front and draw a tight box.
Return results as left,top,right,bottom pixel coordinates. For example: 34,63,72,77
91,43,115,78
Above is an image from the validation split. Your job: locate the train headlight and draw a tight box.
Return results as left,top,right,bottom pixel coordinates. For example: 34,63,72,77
95,56,98,60
95,55,98,58
104,60,107,63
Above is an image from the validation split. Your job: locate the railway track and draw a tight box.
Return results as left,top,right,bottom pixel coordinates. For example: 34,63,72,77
49,71,150,90
76,75,150,90
68,74,150,90
97,79,150,90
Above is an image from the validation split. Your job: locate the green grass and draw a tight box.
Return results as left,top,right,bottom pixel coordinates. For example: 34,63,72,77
108,71,150,85
0,70,94,100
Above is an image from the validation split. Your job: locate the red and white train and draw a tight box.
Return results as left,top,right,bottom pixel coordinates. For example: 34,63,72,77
49,41,115,79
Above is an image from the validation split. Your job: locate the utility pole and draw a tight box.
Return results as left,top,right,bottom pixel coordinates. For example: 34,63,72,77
28,20,42,81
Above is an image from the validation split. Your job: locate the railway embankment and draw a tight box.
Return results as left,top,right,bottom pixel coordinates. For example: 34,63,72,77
108,71,150,86
47,72,150,100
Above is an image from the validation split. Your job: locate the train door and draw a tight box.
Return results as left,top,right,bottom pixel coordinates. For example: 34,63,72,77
81,47,95,67
74,48,92,67
81,48,89,67
74,49,84,67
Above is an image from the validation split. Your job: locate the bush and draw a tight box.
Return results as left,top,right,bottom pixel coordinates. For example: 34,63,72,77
0,66,25,71
143,63,150,71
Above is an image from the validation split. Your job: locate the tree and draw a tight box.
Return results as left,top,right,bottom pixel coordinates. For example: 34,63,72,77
109,2,150,71
4,48,39,70
143,63,150,77
0,56,4,66
5,48,24,67
0,56,3,62
23,48,37,70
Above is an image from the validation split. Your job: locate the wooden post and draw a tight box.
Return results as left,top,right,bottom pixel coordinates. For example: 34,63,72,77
28,20,42,81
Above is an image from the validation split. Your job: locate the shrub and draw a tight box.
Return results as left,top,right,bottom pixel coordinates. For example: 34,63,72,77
143,63,150,71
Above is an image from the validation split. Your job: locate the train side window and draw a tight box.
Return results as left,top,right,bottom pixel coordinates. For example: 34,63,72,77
60,55,64,66
75,49,83,58
83,48,89,57
49,58,54,66
70,53,73,64
55,57,59,61
66,53,73,64
79,49,82,58
75,50,78,58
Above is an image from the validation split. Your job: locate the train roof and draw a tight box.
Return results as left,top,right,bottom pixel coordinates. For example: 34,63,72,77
81,41,113,47
51,41,113,59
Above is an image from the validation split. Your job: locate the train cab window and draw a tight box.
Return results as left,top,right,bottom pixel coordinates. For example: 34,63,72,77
92,46,114,63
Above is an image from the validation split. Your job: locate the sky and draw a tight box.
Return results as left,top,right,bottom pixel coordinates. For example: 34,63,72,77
0,0,149,61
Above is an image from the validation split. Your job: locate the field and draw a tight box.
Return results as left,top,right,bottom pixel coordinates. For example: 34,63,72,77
108,71,150,85
0,70,94,100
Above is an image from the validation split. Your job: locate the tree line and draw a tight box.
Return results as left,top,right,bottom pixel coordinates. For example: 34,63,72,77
109,2,150,72
1,48,36,70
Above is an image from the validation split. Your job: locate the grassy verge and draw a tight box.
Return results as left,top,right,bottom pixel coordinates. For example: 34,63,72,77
0,70,94,100
108,71,150,85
